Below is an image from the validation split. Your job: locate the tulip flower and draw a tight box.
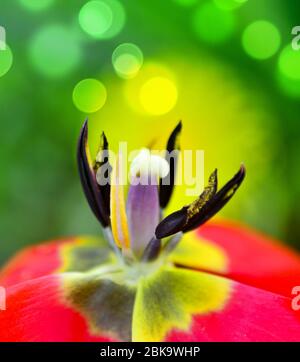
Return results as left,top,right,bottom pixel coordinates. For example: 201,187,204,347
0,120,300,342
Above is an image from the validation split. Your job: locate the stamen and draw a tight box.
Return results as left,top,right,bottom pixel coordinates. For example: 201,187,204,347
186,169,217,220
159,121,182,208
155,165,245,239
110,152,130,250
77,120,110,227
141,238,161,262
183,165,245,232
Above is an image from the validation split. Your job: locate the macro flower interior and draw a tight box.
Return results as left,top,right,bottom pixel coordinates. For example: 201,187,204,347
0,0,300,345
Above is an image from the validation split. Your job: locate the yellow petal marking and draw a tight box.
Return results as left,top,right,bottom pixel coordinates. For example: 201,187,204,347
169,231,228,273
132,266,231,342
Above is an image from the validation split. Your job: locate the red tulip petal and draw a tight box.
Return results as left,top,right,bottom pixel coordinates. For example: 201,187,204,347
0,239,71,288
0,236,114,288
171,221,300,297
0,275,116,341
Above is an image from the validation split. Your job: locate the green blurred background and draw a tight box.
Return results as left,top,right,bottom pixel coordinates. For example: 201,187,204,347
1,0,300,265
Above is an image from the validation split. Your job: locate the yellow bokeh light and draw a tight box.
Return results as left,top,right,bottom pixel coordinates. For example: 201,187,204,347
139,76,178,115
123,62,178,116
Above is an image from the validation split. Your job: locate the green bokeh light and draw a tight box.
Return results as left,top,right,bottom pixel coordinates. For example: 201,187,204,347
192,2,235,44
73,79,107,113
112,43,143,79
242,20,281,60
79,1,113,38
214,0,247,11
29,24,82,78
18,0,55,12
0,44,13,77
277,45,300,98
79,0,126,40
278,45,300,81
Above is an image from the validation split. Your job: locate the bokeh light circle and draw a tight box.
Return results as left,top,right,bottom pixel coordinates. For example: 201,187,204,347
73,79,107,113
124,62,178,116
79,0,125,39
18,0,55,12
112,43,143,79
79,1,112,38
278,45,300,81
29,24,82,78
192,2,235,44
0,43,13,77
242,20,281,60
277,45,300,97
139,76,178,115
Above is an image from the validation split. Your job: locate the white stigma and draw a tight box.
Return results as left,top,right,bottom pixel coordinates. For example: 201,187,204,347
130,148,169,182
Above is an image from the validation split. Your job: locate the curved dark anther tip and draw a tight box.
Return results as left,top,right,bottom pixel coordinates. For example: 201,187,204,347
220,164,245,193
166,120,182,151
174,120,182,133
77,120,87,162
83,118,88,129
182,164,246,233
81,119,88,138
209,168,218,189
176,120,182,131
101,131,108,149
77,120,89,161
155,208,188,239
156,164,245,238
239,163,246,178
159,121,183,209
77,119,110,228
142,237,161,262
77,119,99,220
